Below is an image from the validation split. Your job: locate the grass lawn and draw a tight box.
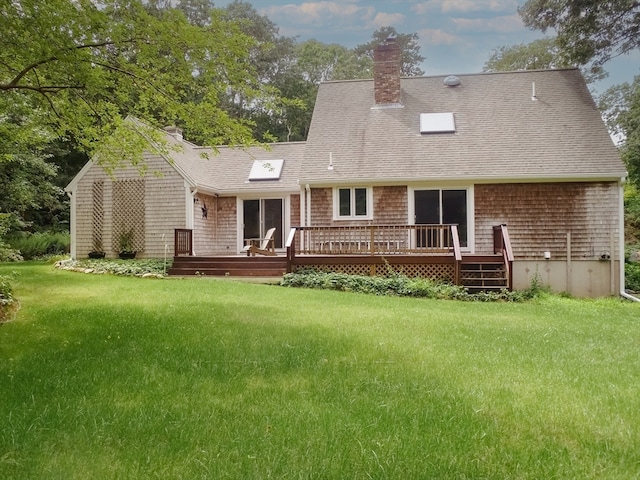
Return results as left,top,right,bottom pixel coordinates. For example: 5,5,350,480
1,263,639,479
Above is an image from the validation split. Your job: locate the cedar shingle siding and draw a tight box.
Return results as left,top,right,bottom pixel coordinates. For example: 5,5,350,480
475,182,620,260
72,152,187,259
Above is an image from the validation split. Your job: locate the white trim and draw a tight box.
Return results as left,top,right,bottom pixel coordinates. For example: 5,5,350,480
408,185,474,253
67,189,77,259
236,195,289,254
332,186,373,220
300,174,627,188
186,184,196,229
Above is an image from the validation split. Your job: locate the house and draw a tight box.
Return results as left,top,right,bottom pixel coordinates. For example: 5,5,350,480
66,39,627,297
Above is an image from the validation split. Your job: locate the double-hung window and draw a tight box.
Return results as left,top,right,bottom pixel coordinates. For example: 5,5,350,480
334,187,372,220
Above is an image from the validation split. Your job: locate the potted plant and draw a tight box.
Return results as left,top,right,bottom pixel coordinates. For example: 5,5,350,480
118,229,136,259
88,239,105,259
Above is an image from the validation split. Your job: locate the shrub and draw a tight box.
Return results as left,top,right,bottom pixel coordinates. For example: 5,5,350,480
626,261,640,293
281,270,540,302
7,231,70,260
56,258,170,277
0,274,16,323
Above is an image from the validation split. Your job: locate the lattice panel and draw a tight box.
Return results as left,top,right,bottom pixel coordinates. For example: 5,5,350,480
295,262,454,282
112,179,145,252
92,181,104,251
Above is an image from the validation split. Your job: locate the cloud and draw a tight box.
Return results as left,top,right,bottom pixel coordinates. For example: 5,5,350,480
418,28,461,46
261,2,376,28
451,14,524,33
440,0,518,14
372,12,406,28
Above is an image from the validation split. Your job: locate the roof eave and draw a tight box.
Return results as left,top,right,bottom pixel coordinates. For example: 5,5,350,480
299,172,628,187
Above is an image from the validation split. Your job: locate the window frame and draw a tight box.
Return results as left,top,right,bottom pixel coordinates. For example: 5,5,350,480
333,186,373,220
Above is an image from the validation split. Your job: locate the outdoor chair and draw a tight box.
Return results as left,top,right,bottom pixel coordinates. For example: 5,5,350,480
243,227,277,256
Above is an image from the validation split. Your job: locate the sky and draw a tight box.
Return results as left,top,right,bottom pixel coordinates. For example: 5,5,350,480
215,0,640,94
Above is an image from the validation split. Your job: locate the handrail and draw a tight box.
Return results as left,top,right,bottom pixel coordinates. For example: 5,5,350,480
500,224,514,262
292,224,458,256
493,224,514,289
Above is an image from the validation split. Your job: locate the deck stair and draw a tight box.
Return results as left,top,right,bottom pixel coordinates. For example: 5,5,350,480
460,255,508,292
168,255,287,277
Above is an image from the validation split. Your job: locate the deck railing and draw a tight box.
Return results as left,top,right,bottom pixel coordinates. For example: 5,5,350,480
175,228,193,256
493,224,514,289
289,225,459,256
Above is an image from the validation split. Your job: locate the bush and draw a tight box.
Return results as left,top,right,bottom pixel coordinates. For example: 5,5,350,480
281,270,541,302
626,261,640,293
7,231,69,260
56,258,170,277
0,274,16,323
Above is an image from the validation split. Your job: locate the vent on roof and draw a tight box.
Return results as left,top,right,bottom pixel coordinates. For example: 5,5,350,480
248,159,284,181
420,112,456,133
443,75,461,87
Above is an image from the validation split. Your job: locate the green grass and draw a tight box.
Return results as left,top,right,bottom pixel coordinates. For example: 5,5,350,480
1,263,639,479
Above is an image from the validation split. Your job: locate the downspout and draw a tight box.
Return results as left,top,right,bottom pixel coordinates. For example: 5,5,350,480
305,183,311,227
619,181,640,302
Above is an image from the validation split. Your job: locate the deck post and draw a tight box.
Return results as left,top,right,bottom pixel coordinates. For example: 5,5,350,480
285,228,297,273
451,225,462,286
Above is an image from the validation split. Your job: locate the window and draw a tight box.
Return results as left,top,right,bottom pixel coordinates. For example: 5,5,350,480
419,112,455,133
335,187,371,219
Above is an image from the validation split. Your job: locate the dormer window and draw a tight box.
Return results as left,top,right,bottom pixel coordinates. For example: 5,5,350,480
420,113,455,133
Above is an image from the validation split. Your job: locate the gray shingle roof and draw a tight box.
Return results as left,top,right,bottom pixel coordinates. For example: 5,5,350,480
167,139,304,195
301,68,626,185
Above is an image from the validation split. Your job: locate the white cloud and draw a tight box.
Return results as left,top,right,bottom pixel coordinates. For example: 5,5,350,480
451,14,524,33
372,12,406,28
440,0,518,14
418,28,461,46
261,2,376,28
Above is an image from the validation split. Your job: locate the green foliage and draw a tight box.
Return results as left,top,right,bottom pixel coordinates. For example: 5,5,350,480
625,261,640,292
519,0,640,68
281,270,542,302
57,258,170,277
0,274,14,307
0,0,271,168
0,214,22,262
354,26,425,77
0,273,16,323
483,37,606,84
6,231,69,260
625,184,640,242
117,229,135,253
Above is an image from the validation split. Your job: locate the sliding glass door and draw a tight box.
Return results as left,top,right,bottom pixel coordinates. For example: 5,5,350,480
243,198,284,248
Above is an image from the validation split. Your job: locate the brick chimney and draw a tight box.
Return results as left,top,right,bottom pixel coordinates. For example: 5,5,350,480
374,37,401,106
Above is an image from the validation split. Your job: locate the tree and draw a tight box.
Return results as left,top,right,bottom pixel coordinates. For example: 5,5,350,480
483,37,607,84
354,26,425,77
0,0,272,169
296,40,371,84
519,0,640,68
600,77,640,185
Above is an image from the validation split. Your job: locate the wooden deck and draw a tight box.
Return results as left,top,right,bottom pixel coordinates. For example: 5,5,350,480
169,224,514,291
168,253,509,291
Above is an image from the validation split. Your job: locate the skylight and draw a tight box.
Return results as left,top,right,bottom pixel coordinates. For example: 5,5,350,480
420,112,456,133
248,159,284,181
